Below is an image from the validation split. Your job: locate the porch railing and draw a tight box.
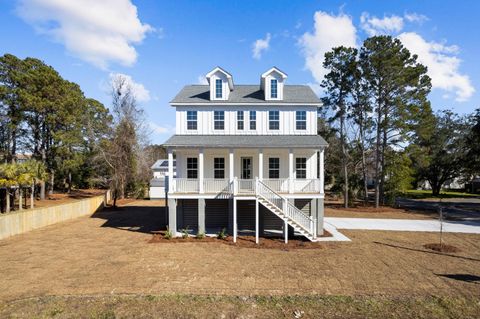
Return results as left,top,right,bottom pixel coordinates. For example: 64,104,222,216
203,178,230,193
171,178,321,194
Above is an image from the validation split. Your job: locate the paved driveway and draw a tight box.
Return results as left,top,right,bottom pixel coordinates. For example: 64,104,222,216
325,217,480,234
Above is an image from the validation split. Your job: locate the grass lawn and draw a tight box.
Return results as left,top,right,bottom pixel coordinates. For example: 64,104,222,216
1,295,479,319
401,189,479,199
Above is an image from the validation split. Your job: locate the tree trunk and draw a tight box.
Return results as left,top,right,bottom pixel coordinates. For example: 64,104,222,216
340,113,349,208
68,171,72,193
48,170,55,196
5,188,10,213
30,184,34,209
374,110,382,208
18,188,23,210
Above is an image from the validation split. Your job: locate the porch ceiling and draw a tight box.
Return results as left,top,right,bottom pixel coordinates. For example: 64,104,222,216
163,135,328,148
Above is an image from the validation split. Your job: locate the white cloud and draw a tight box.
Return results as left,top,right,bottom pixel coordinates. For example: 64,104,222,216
197,75,208,85
360,12,404,36
109,73,151,102
16,0,153,69
252,33,271,60
404,12,429,24
298,11,357,84
149,122,173,135
398,32,474,102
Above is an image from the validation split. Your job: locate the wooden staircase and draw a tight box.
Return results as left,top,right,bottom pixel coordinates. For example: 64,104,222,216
255,180,317,241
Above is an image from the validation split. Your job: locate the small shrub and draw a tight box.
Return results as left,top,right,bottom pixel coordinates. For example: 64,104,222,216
164,226,173,240
197,231,206,239
181,226,190,239
217,227,227,240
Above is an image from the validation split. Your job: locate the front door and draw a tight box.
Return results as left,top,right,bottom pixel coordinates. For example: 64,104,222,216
241,157,252,179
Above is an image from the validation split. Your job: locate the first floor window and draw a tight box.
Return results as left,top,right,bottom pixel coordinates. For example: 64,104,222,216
269,158,280,179
187,157,198,179
296,111,306,130
214,110,224,130
249,110,256,130
214,157,225,179
269,110,279,130
237,111,244,130
215,79,222,98
187,110,197,130
296,158,307,179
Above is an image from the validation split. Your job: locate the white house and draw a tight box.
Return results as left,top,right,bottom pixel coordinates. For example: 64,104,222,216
149,159,176,199
164,67,327,243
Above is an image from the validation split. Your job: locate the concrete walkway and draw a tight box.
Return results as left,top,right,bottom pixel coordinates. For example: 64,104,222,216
325,217,480,234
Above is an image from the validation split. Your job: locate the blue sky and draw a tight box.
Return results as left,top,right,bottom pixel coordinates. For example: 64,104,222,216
1,0,478,144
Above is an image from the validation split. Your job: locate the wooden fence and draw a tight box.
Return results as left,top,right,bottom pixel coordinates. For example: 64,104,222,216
0,191,110,240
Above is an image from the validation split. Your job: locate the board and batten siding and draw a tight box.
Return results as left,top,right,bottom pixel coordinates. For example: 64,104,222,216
175,106,317,135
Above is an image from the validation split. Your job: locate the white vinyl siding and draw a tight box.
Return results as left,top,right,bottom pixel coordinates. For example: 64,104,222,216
176,106,317,135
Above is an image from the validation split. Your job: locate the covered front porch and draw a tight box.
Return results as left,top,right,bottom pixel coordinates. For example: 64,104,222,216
167,147,325,196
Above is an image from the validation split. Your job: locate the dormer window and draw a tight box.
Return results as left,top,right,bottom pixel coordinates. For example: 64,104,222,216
271,79,278,98
215,79,222,98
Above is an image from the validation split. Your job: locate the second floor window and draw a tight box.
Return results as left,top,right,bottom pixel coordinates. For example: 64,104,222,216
214,110,224,130
271,79,278,98
296,158,307,179
249,111,256,130
269,158,280,179
296,111,306,130
215,79,222,98
269,110,279,130
237,111,244,130
187,110,197,130
214,157,225,179
187,157,198,179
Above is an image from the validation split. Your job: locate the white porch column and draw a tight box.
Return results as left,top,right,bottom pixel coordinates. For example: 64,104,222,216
199,148,204,193
233,198,237,243
320,148,324,194
255,198,259,244
288,148,294,194
229,148,234,181
168,148,174,193
284,219,288,244
258,148,263,181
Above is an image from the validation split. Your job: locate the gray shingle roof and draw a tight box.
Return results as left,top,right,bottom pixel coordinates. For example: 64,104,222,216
170,85,321,105
163,135,328,148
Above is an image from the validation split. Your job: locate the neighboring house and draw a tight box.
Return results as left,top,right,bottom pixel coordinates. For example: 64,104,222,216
149,159,176,199
163,67,327,243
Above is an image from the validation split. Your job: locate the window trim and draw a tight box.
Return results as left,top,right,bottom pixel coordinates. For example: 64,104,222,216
237,110,244,130
296,110,307,130
296,157,307,179
214,110,225,130
214,157,225,179
269,110,280,130
215,79,222,98
186,110,197,130
249,110,256,130
187,157,198,179
268,157,280,179
271,79,278,99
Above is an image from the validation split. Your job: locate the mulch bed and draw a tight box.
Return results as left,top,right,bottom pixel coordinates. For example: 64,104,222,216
423,243,460,253
148,231,332,250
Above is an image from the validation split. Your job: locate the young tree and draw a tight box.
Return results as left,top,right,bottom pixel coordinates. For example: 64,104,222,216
359,36,431,207
322,46,358,208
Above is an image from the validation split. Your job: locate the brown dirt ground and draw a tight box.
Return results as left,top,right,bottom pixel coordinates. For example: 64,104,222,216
325,200,437,219
0,199,479,303
149,232,333,249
